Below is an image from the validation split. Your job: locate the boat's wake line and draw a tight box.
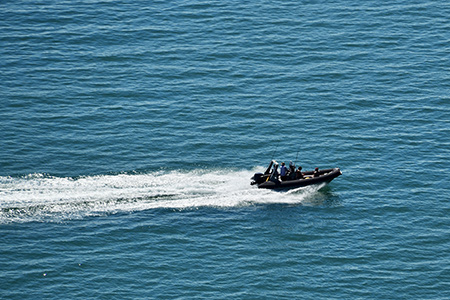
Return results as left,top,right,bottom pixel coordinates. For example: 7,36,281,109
0,169,332,223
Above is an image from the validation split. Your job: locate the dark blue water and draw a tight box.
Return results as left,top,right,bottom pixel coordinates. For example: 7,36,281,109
1,0,450,299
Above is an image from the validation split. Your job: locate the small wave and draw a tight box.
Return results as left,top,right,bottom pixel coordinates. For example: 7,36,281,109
0,169,331,223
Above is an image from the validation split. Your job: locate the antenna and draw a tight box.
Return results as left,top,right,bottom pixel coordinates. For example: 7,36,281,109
270,145,278,161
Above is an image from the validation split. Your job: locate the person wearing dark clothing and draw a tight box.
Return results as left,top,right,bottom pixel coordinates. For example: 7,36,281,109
269,163,279,182
296,166,304,179
289,161,296,179
313,167,320,178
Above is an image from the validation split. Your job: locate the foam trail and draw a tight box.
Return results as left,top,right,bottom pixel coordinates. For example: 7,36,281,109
0,169,329,223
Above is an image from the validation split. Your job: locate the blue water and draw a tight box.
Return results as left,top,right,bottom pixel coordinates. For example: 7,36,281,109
1,0,450,298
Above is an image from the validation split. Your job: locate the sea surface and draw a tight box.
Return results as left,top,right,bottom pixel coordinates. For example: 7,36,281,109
1,0,449,299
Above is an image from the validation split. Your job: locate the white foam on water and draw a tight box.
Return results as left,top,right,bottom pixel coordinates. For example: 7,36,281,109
0,169,329,223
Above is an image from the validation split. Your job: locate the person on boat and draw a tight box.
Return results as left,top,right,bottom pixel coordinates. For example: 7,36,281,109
296,166,304,179
313,167,320,178
288,161,296,179
269,163,279,182
280,162,288,181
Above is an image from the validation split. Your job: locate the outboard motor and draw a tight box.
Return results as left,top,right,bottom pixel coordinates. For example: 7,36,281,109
251,173,264,185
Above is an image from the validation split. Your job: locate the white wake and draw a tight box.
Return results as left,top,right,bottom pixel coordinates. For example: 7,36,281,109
0,169,329,223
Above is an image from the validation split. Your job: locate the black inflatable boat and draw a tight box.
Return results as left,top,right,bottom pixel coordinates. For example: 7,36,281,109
251,160,342,190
